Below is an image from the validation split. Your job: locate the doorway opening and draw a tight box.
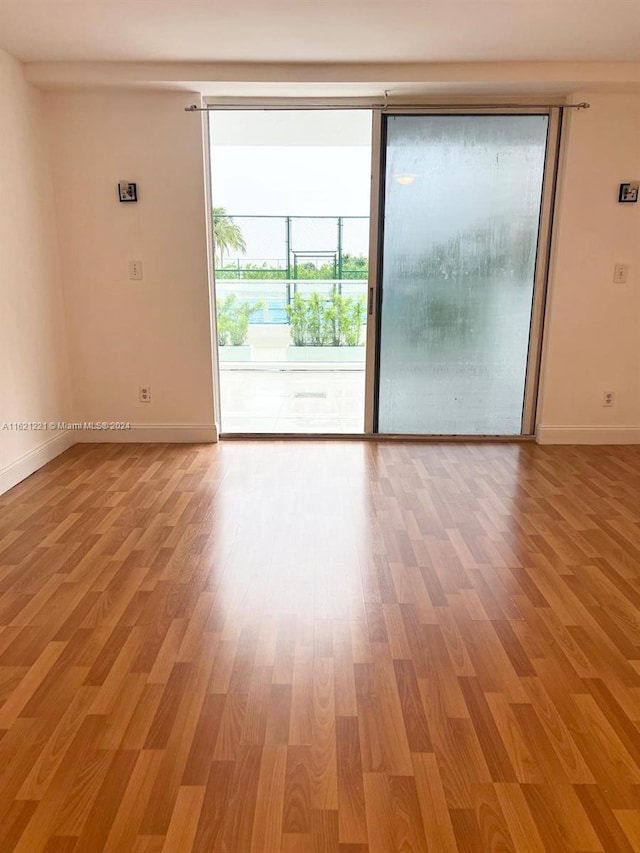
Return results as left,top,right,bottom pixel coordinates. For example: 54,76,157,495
208,110,372,434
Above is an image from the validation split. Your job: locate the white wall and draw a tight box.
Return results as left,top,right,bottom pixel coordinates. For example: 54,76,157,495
46,89,216,442
537,93,640,443
0,49,73,493
2,62,638,483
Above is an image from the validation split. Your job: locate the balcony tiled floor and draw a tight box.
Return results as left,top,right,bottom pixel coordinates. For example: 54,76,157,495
219,366,365,433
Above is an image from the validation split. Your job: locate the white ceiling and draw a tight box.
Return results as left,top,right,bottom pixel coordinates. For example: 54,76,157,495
1,0,639,64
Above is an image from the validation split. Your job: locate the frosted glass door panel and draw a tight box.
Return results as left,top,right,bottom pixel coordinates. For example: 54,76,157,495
377,115,548,435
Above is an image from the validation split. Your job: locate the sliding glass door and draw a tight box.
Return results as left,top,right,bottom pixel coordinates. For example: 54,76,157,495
374,114,552,435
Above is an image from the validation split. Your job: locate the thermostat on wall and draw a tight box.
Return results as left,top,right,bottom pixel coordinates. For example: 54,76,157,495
618,182,639,203
118,181,137,203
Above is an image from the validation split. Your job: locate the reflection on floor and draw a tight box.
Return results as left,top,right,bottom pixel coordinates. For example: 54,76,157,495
219,367,365,433
2,441,640,850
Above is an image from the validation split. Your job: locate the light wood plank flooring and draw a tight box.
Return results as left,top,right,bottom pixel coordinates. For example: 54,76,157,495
0,440,639,852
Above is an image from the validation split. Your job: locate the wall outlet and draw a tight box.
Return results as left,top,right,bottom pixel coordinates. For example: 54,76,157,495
129,260,143,280
603,391,615,407
613,263,629,284
139,386,151,403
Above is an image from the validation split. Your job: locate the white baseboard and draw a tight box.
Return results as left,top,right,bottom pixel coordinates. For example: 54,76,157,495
0,430,74,495
72,423,218,443
0,423,218,497
537,425,640,445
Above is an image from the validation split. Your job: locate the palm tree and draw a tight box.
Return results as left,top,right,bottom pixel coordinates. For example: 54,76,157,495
212,207,247,269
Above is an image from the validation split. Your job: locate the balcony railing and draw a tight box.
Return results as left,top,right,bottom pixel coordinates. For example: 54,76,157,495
216,278,368,324
213,215,369,323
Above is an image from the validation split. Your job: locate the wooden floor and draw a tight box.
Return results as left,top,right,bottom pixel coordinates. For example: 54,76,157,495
0,441,639,852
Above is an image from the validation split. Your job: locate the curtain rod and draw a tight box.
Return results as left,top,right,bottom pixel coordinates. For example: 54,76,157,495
185,101,589,112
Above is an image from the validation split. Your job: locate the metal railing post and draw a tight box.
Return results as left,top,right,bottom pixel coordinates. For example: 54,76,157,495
337,216,343,295
285,216,292,317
